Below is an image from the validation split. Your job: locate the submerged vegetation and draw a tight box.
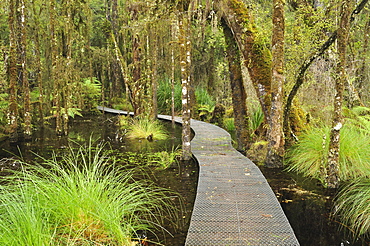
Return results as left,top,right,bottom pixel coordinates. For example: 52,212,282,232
0,142,179,245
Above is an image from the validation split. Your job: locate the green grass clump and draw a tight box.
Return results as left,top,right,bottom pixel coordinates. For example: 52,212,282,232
223,118,235,133
127,117,169,140
286,124,370,184
149,147,182,169
335,178,370,237
0,143,178,245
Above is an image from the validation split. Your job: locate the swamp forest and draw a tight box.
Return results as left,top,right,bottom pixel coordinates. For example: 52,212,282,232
1,0,370,245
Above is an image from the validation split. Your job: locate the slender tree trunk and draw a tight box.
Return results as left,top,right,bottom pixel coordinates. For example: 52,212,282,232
151,33,158,121
8,0,18,142
179,13,192,161
171,16,177,126
111,0,121,98
49,0,62,135
222,20,249,151
31,3,44,126
326,0,352,189
132,33,142,116
62,3,73,136
355,15,370,100
266,0,285,168
18,0,32,139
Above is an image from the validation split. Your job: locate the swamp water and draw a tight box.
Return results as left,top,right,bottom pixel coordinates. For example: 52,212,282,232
0,114,198,246
260,167,369,246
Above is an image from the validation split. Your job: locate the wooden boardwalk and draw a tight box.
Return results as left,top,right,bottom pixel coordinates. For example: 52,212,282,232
98,106,300,245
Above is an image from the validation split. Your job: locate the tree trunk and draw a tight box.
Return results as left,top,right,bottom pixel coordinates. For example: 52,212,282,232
18,0,32,139
49,0,62,135
31,3,44,126
265,0,285,168
222,19,249,151
171,26,176,126
355,16,370,101
179,13,192,161
151,33,158,121
132,34,142,116
216,0,272,122
8,0,18,143
326,0,352,189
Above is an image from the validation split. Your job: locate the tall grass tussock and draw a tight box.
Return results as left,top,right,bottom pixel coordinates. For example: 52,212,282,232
0,142,178,245
286,123,370,184
335,178,370,238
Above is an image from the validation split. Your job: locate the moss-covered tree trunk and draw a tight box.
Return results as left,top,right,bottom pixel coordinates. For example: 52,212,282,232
222,19,249,151
216,0,272,122
171,18,176,126
31,3,44,126
18,0,32,139
49,0,62,135
132,33,142,116
179,12,192,161
326,0,352,189
265,0,285,168
150,31,158,121
7,0,18,142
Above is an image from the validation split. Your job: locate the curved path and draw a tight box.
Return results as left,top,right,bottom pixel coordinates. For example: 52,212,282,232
98,106,299,245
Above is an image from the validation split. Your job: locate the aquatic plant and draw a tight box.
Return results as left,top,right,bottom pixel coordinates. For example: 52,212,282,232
335,178,370,237
149,147,182,170
127,117,169,141
286,124,370,185
0,142,178,245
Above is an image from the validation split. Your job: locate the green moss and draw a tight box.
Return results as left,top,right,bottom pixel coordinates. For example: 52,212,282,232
246,140,268,165
229,0,255,31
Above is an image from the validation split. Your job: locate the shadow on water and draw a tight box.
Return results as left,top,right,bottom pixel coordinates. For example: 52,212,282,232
0,114,198,246
259,167,369,246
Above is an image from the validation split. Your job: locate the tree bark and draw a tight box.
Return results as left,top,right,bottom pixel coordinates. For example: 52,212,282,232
132,33,142,116
31,2,44,126
49,0,63,135
171,18,176,126
150,32,158,121
222,19,249,151
266,0,285,168
179,13,192,161
326,0,352,189
7,0,18,142
216,0,272,122
18,0,32,139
